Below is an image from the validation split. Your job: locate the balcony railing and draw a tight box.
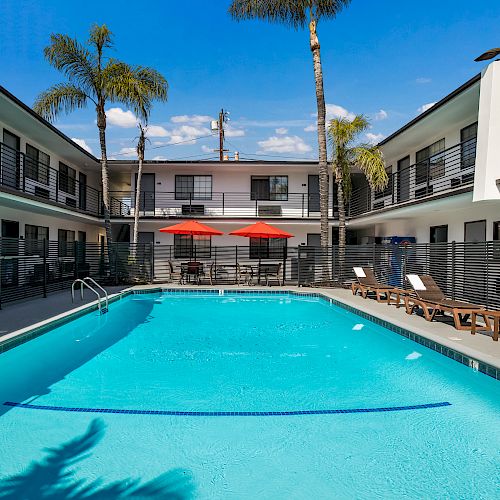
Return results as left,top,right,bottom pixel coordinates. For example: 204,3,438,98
109,191,339,219
0,141,127,219
348,139,476,217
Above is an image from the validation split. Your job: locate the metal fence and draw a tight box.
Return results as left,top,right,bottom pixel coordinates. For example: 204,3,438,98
2,240,500,311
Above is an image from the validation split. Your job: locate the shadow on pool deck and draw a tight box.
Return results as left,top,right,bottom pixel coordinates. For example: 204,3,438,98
0,286,129,338
0,418,194,499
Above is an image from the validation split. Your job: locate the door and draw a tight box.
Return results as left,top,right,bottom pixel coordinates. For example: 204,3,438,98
1,130,21,189
1,220,19,287
308,175,320,212
397,156,410,203
78,172,87,211
429,225,448,281
135,173,155,212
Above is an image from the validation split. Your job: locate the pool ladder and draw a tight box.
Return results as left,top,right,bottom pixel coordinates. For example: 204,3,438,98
72,277,109,314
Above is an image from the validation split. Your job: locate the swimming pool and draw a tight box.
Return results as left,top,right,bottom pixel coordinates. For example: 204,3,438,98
0,291,498,498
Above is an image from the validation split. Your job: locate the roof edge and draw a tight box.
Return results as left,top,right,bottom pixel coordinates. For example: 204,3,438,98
0,85,99,163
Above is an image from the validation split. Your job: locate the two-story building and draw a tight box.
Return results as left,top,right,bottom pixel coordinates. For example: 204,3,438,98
1,61,500,261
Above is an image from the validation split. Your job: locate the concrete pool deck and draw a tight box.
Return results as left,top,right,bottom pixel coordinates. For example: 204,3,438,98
1,284,499,374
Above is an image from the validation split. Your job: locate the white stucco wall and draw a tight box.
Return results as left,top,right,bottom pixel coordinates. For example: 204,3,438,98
473,60,500,201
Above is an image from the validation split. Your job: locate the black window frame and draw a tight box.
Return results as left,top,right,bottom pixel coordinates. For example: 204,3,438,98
173,234,212,259
58,229,75,257
250,175,288,201
460,122,478,170
249,237,287,259
175,175,212,201
25,144,50,185
59,162,76,196
415,138,446,185
24,224,48,256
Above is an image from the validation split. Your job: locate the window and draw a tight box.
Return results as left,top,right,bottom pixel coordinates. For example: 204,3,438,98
175,175,212,200
251,176,288,201
461,122,478,170
25,144,50,185
494,222,500,241
249,237,287,259
58,229,75,257
59,162,76,195
430,225,448,243
375,166,393,199
415,138,445,185
174,234,211,258
25,224,48,255
464,220,486,243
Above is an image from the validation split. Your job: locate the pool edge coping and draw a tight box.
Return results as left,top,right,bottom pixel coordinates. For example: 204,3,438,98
0,286,498,381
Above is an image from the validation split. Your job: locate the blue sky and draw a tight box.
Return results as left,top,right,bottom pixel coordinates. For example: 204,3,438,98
1,0,499,160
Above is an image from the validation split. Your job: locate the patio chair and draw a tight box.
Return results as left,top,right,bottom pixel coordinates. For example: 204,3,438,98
262,263,282,286
180,262,204,285
351,267,394,302
405,274,488,331
237,263,254,286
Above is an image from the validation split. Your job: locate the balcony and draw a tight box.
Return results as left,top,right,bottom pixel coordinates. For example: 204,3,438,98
109,191,339,219
348,139,476,218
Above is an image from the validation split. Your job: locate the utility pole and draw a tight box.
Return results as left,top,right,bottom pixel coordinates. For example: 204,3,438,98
216,108,229,161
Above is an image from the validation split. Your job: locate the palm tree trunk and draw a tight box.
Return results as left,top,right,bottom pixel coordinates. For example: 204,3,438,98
336,171,346,282
309,18,329,248
97,105,112,245
133,153,144,245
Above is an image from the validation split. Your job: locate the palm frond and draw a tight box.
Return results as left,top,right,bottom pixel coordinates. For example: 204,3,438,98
103,61,168,123
33,84,89,122
44,34,96,94
88,24,113,53
229,0,351,29
353,145,388,191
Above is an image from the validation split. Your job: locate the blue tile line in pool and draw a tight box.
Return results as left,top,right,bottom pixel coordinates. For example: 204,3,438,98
3,401,451,416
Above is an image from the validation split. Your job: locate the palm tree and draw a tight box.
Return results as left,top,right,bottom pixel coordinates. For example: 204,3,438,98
132,123,148,246
229,0,352,248
34,24,168,244
328,114,388,275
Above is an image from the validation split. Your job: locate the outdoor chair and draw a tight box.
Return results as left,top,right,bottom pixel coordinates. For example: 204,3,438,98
237,263,254,286
180,262,205,285
351,267,394,302
405,274,489,331
167,260,180,283
261,263,282,286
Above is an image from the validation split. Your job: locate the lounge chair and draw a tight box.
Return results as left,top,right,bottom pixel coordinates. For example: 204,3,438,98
351,267,394,302
405,274,488,331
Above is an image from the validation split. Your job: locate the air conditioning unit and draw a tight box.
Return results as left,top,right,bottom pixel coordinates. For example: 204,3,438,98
258,205,282,216
182,204,205,216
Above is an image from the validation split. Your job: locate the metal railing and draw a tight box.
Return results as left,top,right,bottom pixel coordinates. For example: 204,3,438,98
0,141,128,219
348,139,476,217
109,190,339,219
2,240,500,311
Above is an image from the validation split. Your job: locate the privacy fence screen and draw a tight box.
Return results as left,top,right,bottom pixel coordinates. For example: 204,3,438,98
1,240,500,310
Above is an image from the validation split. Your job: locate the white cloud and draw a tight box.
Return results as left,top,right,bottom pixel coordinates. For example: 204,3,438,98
145,125,169,137
366,133,385,145
374,109,388,121
325,104,356,122
106,108,137,128
118,147,137,157
170,114,213,125
416,77,432,84
71,138,93,154
152,155,167,161
225,125,245,137
257,135,312,154
275,127,288,135
417,102,436,114
304,124,316,132
201,145,213,153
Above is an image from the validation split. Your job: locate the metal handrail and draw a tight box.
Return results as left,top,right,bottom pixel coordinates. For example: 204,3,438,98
71,278,102,313
83,277,108,311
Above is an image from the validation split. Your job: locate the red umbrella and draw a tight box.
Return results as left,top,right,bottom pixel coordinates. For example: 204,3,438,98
159,220,223,259
229,221,293,239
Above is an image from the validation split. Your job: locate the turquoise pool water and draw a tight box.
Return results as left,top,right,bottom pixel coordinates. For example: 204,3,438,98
0,292,498,498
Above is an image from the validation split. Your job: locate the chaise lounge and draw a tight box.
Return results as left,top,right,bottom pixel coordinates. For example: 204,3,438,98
351,267,394,302
405,274,489,331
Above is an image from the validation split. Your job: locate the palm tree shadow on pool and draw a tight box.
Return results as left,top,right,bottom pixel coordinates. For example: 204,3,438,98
0,419,194,499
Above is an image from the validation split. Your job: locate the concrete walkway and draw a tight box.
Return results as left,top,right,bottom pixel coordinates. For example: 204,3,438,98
0,286,127,337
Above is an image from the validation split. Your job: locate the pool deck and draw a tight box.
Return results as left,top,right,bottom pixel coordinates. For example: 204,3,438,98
1,284,499,373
